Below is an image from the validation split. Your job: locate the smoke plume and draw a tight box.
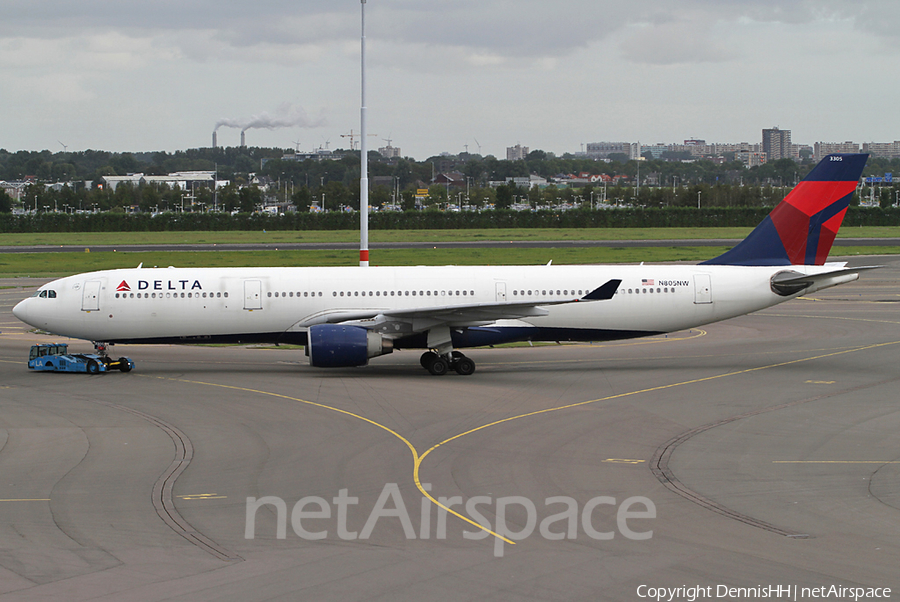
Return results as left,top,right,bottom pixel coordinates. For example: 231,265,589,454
214,102,326,133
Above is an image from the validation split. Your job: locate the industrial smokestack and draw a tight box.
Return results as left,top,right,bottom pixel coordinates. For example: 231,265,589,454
212,131,217,148
241,130,246,147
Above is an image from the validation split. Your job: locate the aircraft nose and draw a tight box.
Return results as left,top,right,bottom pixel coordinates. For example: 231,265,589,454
12,299,28,323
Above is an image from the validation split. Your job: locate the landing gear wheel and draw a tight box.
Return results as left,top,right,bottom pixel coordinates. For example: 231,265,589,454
86,359,100,374
420,351,438,369
426,356,449,376
453,356,476,376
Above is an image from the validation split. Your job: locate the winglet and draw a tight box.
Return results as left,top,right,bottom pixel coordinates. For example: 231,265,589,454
582,279,622,301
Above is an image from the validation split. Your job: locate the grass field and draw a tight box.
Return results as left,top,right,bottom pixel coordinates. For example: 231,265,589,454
1,245,897,278
2,226,900,247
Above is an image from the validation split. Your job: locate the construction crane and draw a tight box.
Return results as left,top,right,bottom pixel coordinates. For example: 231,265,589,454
341,129,378,151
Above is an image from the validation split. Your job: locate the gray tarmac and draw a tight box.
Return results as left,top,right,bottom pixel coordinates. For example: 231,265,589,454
0,256,898,601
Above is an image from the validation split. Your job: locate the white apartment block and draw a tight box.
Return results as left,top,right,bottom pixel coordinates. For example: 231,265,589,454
814,142,860,160
862,142,900,158
506,145,529,161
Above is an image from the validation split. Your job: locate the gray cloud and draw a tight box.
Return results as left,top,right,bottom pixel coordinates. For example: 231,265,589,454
1,1,887,64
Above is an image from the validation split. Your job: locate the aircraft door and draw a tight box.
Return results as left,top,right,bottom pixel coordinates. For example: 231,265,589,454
495,282,507,302
244,280,263,310
693,274,712,304
82,280,101,311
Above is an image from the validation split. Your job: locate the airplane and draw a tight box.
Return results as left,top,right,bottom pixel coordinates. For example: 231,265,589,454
13,153,873,376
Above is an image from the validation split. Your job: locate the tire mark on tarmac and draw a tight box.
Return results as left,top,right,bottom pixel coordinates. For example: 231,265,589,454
650,375,900,538
141,335,900,552
94,401,243,562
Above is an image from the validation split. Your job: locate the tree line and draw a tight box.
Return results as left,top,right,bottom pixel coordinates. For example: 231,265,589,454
3,146,900,216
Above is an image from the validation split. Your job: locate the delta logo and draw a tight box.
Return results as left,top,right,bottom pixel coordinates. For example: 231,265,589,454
116,279,203,292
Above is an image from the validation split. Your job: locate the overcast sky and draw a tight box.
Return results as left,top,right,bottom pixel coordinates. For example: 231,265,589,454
3,1,899,160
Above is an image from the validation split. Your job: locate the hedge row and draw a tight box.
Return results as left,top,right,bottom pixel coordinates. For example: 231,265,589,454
2,206,899,233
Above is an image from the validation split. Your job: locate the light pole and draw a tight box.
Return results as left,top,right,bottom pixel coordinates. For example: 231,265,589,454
359,0,369,266
697,191,701,209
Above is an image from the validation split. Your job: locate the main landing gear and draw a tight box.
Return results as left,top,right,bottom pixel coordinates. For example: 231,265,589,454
420,350,476,376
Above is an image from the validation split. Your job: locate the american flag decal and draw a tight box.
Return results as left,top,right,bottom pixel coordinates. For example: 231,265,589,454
642,279,654,286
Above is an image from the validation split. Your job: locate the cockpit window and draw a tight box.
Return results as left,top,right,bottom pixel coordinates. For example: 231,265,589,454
48,290,56,298
39,291,47,298
34,290,57,298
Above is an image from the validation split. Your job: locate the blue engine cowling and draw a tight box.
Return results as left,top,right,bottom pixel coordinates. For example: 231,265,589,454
307,324,393,368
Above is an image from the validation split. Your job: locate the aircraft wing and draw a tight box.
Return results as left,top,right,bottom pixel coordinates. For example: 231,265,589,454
296,279,621,331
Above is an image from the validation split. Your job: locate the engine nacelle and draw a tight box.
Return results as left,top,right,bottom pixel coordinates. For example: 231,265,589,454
307,324,393,367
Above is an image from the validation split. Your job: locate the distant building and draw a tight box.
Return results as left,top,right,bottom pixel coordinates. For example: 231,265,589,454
0,181,27,201
268,148,336,166
101,171,217,192
862,141,900,158
762,127,793,160
814,141,860,161
507,145,529,161
641,144,668,159
379,145,401,159
586,142,633,159
433,171,467,189
507,174,548,189
738,150,767,168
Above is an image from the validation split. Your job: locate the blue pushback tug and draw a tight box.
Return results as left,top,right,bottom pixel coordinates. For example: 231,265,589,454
28,343,134,374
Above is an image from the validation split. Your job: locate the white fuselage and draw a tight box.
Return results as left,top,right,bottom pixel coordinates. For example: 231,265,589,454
12,263,843,347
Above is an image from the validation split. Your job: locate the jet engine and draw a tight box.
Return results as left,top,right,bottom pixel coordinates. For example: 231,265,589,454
307,324,393,367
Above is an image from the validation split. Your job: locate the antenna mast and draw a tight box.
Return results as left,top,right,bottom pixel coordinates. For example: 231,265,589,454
359,0,369,267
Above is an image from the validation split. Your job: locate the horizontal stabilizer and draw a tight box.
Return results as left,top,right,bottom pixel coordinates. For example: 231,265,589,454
771,266,880,296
